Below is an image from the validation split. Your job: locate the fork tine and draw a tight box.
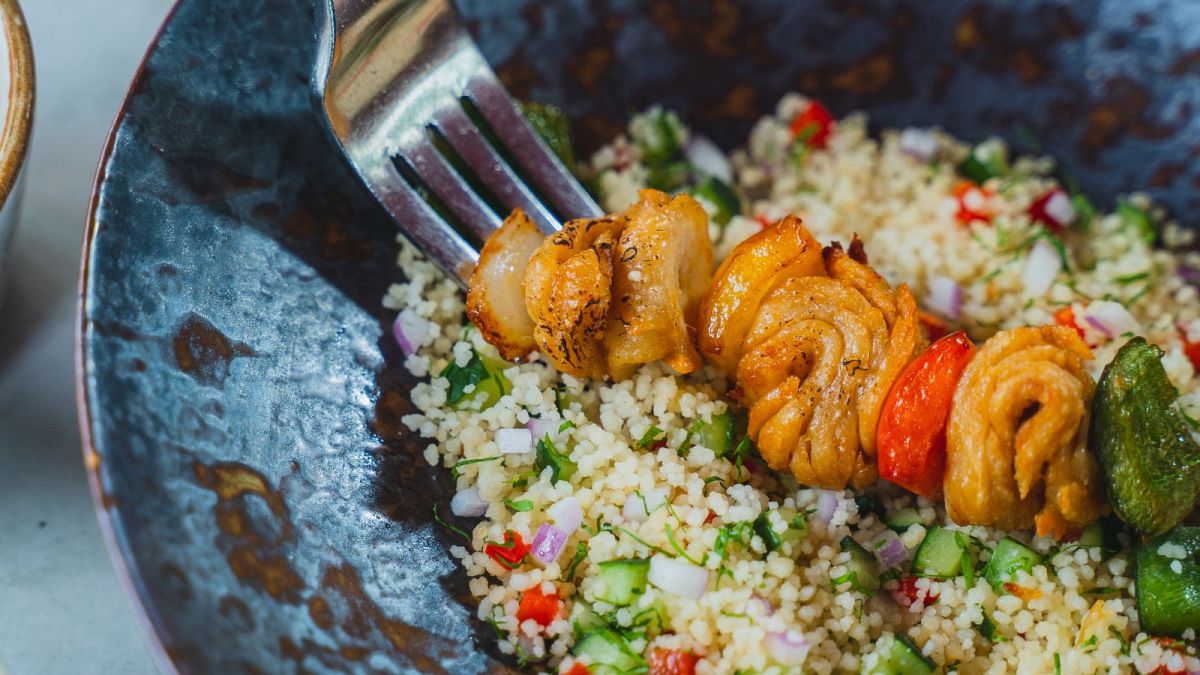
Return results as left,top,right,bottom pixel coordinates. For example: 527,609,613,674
368,161,478,288
400,139,503,243
432,105,561,234
464,73,604,220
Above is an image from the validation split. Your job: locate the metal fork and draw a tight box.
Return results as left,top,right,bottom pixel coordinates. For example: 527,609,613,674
313,0,603,285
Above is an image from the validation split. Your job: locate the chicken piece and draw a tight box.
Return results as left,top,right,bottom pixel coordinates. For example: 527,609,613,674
465,209,544,361
944,326,1107,539
697,215,826,374
523,215,626,378
605,190,714,379
738,244,922,489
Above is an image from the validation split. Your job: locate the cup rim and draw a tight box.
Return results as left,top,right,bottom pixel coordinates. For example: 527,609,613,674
0,0,33,207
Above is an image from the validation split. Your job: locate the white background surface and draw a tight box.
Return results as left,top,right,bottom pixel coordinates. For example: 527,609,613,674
0,0,173,673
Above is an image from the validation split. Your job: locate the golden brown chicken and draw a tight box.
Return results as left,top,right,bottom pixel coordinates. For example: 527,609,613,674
944,326,1107,539
605,190,713,380
465,209,544,361
697,215,825,374
523,215,627,378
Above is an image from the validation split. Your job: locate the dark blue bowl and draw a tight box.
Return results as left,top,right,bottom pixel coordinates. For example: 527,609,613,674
79,1,1200,672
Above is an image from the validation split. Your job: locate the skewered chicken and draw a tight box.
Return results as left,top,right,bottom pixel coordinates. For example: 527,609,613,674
944,325,1107,539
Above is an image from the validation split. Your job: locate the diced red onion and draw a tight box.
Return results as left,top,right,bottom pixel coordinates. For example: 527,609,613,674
450,488,489,518
1021,239,1061,297
1179,266,1200,285
524,418,559,441
752,594,775,617
814,489,839,527
877,537,908,568
898,128,938,162
648,554,709,599
684,135,733,183
766,630,811,666
924,275,962,321
622,488,668,523
547,496,583,534
496,428,533,455
531,523,569,564
1081,301,1138,342
1042,190,1076,228
391,310,428,357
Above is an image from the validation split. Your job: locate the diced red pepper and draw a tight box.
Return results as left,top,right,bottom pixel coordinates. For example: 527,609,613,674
484,530,530,568
516,584,561,627
563,663,590,675
918,311,949,342
953,180,994,225
649,439,668,452
1053,306,1086,341
877,331,976,498
1179,328,1200,371
648,648,699,675
704,511,717,525
788,100,835,149
892,575,939,607
754,214,774,230
1149,666,1185,675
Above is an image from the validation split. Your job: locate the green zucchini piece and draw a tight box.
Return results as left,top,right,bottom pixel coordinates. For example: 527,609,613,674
691,177,741,226
592,559,650,606
1135,526,1200,636
983,537,1043,591
519,101,575,172
572,628,647,673
1090,337,1200,535
911,527,968,578
862,634,935,675
837,536,881,593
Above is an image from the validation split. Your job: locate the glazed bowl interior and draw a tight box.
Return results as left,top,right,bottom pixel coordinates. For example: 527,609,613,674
79,1,1200,673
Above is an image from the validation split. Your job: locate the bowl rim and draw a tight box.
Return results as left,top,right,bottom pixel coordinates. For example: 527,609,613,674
0,0,33,207
75,2,186,673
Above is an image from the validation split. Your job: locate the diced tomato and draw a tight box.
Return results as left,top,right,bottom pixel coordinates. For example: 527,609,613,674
563,662,590,675
484,530,530,568
516,584,561,627
1149,666,1185,675
650,439,668,452
755,214,774,230
953,180,994,225
648,648,699,675
876,331,976,498
918,311,949,342
704,511,717,525
892,575,939,607
788,100,835,149
1053,306,1086,341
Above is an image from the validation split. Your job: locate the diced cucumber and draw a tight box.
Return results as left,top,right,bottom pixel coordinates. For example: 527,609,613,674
911,527,969,578
572,628,646,673
571,603,608,634
629,597,669,638
692,177,741,226
837,536,881,594
592,559,649,606
692,410,735,457
1076,517,1121,559
1135,526,1200,636
1117,200,1156,245
983,537,1043,591
956,141,1008,183
779,507,807,547
855,493,884,519
884,507,924,532
862,635,935,675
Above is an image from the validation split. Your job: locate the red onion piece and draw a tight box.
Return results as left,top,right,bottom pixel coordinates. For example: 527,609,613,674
877,537,908,568
898,128,938,162
766,630,811,666
450,488,489,518
496,428,533,454
1084,315,1113,339
814,490,839,527
391,310,428,357
648,554,709,599
1180,266,1200,285
1081,301,1138,343
684,135,732,183
1021,239,1062,297
752,594,775,617
531,523,569,564
547,496,583,534
924,275,962,321
524,418,559,442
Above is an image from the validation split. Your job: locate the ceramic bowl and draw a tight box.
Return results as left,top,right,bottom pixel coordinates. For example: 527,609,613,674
0,0,33,291
79,1,1200,673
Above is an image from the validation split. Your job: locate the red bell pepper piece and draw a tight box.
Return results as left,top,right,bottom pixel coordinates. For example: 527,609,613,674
952,180,994,225
563,663,590,675
484,530,530,569
892,575,939,607
876,331,976,498
788,100,834,149
516,584,560,627
1054,306,1085,341
648,648,699,675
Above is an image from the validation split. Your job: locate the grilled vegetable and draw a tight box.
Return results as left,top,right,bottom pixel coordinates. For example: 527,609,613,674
1090,337,1200,535
1134,526,1200,636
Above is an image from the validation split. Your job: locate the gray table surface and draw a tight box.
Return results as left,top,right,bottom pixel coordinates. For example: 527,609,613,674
0,1,174,673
